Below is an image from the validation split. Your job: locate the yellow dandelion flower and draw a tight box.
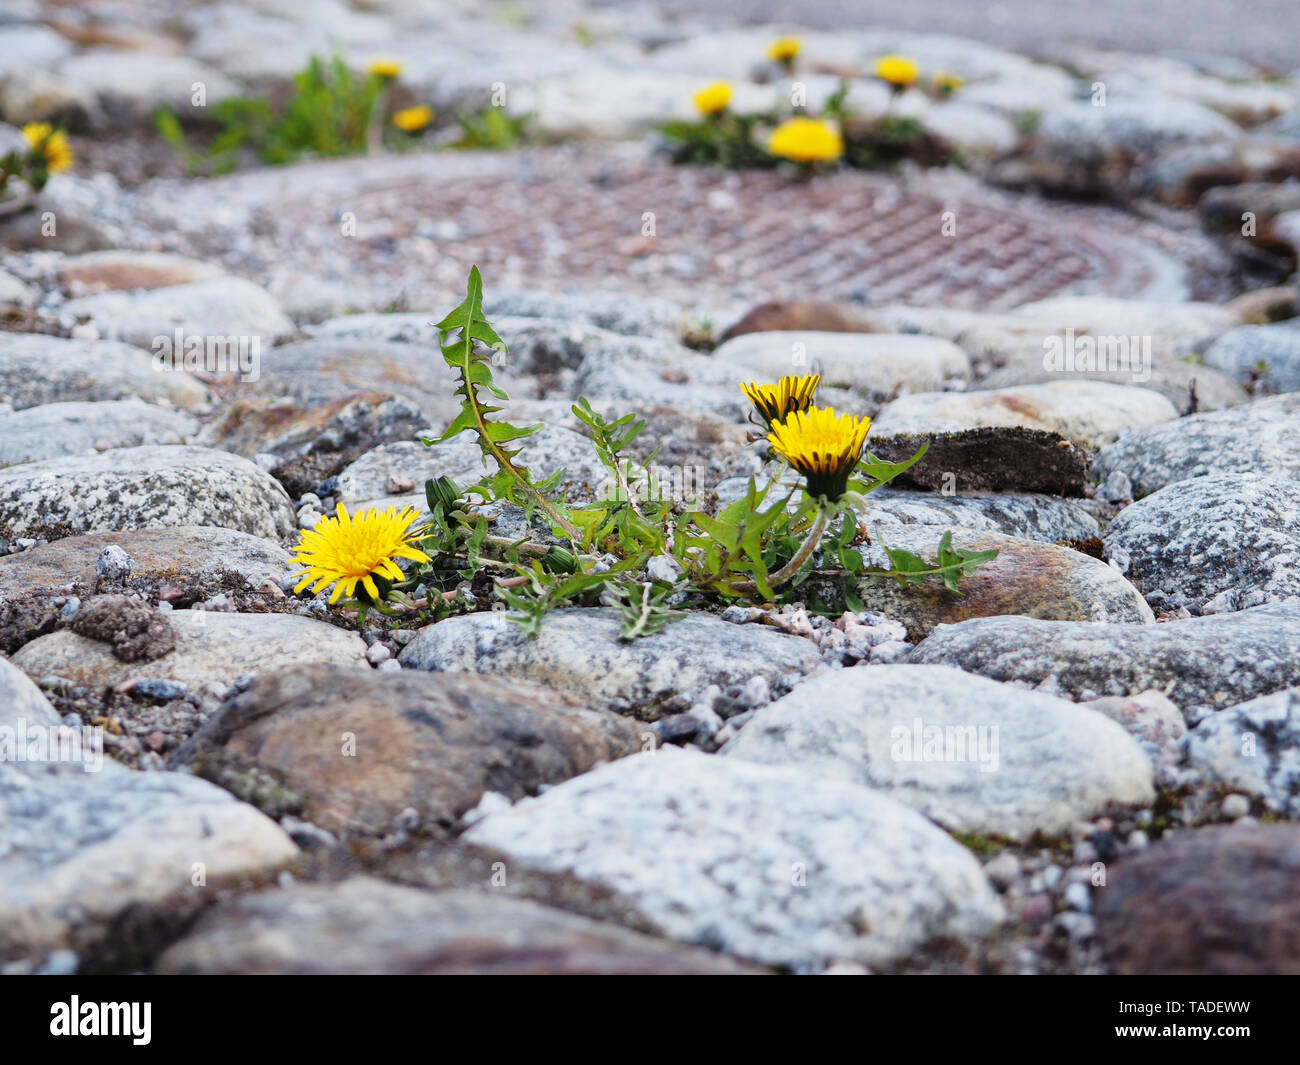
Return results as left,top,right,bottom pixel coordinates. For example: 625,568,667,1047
874,54,920,89
741,374,821,429
22,122,53,151
22,122,73,173
767,117,843,164
368,58,403,79
693,81,732,116
291,503,431,605
768,37,801,63
392,104,434,132
767,405,872,501
932,71,964,94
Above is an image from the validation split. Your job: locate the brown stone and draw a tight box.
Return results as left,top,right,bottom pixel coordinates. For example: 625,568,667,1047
1228,285,1299,325
856,526,1152,640
197,391,425,460
1097,824,1300,975
720,300,883,342
45,20,184,55
13,612,367,695
0,527,289,653
172,664,646,837
58,251,224,294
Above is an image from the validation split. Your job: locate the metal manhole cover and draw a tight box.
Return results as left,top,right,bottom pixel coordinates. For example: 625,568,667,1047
340,160,1224,308
145,148,1230,310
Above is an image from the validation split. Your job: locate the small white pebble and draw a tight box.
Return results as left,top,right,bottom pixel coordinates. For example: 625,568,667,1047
1056,911,1096,939
737,674,770,708
646,554,683,583
1221,793,1251,820
462,790,512,827
868,640,911,664
1072,841,1099,865
819,960,871,975
983,851,1022,890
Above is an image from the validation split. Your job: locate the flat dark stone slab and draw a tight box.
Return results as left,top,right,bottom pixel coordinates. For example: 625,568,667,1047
870,426,1092,496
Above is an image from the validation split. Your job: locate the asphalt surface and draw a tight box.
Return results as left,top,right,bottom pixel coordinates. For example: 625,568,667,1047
639,0,1300,72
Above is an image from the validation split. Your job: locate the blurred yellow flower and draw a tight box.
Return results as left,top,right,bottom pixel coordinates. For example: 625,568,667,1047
874,54,921,89
768,37,801,63
392,104,434,132
767,117,842,164
933,71,964,94
22,122,73,173
693,81,732,115
368,58,403,79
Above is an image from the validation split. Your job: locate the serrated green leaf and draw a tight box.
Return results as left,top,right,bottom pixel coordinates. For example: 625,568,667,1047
692,513,740,551
857,440,929,491
484,420,542,443
437,406,478,443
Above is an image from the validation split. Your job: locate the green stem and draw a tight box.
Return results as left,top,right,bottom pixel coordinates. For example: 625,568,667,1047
730,505,829,595
453,350,583,546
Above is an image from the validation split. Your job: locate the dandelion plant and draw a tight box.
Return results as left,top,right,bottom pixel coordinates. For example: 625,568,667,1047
287,266,996,638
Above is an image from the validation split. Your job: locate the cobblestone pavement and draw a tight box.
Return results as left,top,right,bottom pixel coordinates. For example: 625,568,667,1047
134,145,1234,315
651,0,1300,72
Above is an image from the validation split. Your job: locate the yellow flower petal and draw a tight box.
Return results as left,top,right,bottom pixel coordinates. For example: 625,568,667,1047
693,81,732,115
741,374,821,428
287,503,431,605
392,105,433,132
766,405,872,501
768,37,801,62
22,122,73,172
767,118,842,164
368,58,403,79
875,54,920,88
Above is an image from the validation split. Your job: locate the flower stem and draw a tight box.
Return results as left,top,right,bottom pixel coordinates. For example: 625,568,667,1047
731,505,829,595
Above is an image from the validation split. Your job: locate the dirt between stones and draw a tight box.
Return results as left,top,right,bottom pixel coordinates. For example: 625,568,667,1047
69,594,176,662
